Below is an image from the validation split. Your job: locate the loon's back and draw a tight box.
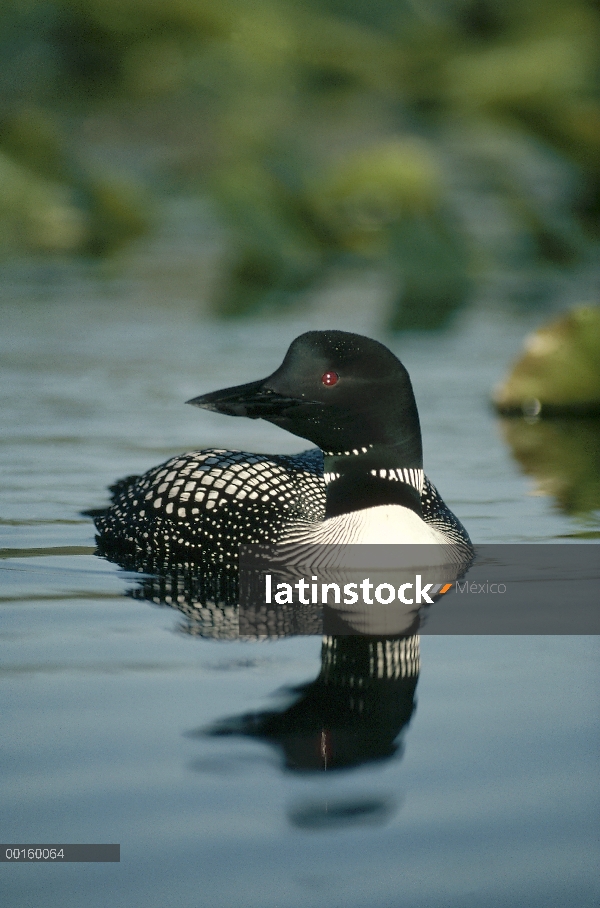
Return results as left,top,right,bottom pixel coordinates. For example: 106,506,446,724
93,447,471,562
94,448,324,563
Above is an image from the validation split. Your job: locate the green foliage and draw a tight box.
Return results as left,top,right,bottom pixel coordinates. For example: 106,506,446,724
0,106,151,255
493,306,600,414
0,0,598,324
213,160,323,315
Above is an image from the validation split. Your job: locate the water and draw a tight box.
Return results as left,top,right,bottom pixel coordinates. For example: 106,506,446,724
1,272,598,907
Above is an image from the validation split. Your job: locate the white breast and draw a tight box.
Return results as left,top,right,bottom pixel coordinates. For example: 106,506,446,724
284,504,449,546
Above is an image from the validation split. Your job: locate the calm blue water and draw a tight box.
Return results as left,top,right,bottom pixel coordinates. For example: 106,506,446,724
1,276,598,907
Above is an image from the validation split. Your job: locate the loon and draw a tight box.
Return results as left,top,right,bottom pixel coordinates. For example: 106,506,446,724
94,331,471,563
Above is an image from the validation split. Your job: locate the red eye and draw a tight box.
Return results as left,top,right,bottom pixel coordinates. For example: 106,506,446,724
321,371,339,386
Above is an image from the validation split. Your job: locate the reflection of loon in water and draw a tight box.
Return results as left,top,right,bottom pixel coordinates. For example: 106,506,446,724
196,634,420,773
93,330,471,566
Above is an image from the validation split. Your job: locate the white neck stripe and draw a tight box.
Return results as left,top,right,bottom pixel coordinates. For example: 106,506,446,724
323,467,424,493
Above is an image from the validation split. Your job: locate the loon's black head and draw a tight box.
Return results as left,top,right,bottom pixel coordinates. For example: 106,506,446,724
188,331,423,469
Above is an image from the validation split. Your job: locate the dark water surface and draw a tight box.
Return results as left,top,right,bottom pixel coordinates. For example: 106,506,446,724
1,280,598,907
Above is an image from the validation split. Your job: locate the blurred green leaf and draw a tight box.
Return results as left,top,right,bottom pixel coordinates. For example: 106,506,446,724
0,149,87,254
493,306,600,415
389,213,472,330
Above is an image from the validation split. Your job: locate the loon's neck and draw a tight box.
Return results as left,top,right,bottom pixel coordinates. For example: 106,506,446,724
322,447,424,519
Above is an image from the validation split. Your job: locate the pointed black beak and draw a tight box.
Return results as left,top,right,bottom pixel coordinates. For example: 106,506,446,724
186,379,301,419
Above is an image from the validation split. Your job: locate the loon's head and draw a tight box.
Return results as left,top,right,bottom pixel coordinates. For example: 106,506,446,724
188,331,422,469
